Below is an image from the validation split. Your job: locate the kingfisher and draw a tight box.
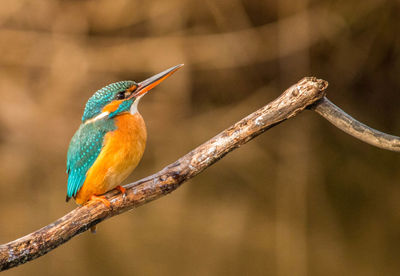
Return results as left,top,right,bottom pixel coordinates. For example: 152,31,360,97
66,64,183,206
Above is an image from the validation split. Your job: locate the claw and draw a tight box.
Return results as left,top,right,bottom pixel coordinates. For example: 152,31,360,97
115,185,126,195
87,195,110,234
89,195,111,207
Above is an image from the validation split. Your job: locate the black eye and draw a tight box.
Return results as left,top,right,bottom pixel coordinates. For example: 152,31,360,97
115,91,125,100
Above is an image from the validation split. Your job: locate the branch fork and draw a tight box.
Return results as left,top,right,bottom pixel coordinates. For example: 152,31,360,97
1,77,399,271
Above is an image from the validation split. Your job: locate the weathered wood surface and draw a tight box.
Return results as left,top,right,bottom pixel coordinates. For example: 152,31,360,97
2,76,400,271
0,77,327,271
311,97,400,151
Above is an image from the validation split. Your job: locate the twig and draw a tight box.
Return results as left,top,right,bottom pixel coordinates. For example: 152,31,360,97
311,97,400,152
1,77,399,271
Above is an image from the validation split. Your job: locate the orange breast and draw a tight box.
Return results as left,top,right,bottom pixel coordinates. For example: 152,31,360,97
75,112,147,205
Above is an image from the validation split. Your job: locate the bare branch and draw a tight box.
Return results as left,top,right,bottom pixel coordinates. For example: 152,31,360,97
0,77,327,271
311,97,400,152
1,77,399,271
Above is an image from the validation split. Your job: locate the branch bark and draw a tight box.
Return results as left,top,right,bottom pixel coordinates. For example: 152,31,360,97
310,97,400,151
1,76,399,271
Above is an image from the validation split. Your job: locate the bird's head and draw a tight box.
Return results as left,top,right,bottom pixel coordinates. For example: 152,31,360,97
82,64,183,123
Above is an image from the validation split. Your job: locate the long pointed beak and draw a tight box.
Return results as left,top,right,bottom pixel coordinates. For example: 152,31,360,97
130,64,184,98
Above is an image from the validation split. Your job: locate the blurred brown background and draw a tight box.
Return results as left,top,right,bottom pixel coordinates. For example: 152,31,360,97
1,0,400,275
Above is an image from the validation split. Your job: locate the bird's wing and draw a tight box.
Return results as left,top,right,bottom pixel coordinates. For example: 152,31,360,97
66,119,116,200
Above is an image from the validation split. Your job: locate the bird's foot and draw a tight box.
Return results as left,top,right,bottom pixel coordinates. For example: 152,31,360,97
89,194,111,208
87,195,111,234
115,185,126,196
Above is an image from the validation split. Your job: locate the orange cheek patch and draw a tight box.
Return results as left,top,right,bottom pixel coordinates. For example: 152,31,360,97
127,84,138,92
102,100,123,113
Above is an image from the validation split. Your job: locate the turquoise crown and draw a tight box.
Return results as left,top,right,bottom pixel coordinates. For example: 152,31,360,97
82,81,136,122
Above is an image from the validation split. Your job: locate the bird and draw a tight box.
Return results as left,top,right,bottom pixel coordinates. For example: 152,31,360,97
66,64,183,207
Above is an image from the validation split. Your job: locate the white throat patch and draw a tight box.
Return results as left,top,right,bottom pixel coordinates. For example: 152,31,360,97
130,94,144,114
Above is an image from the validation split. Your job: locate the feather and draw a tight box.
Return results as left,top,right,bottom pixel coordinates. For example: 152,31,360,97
66,118,116,199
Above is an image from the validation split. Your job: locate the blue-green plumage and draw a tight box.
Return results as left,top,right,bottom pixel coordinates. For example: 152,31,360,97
66,118,116,199
67,81,137,201
66,64,183,203
109,99,134,118
82,81,136,123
